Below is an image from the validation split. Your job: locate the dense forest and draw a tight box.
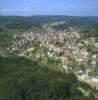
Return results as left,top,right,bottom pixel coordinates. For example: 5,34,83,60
80,23,98,38
0,56,96,100
0,32,15,48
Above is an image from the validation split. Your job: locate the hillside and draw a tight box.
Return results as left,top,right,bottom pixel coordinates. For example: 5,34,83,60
47,16,98,31
80,23,98,38
0,32,16,55
0,56,96,100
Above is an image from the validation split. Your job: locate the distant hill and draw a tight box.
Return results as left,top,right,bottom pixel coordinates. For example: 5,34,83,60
29,16,98,24
50,16,98,30
0,16,46,33
0,16,98,32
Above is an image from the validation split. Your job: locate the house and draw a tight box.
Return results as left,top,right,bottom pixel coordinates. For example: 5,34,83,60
92,54,98,67
92,76,98,84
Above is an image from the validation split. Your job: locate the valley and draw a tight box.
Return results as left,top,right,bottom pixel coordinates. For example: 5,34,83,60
0,16,98,99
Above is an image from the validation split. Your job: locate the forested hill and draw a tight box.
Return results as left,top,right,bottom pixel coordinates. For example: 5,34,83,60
0,16,98,32
0,16,46,33
50,16,98,30
80,23,98,38
0,56,96,100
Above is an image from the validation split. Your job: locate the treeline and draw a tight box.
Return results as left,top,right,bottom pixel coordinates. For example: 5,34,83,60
0,56,96,100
